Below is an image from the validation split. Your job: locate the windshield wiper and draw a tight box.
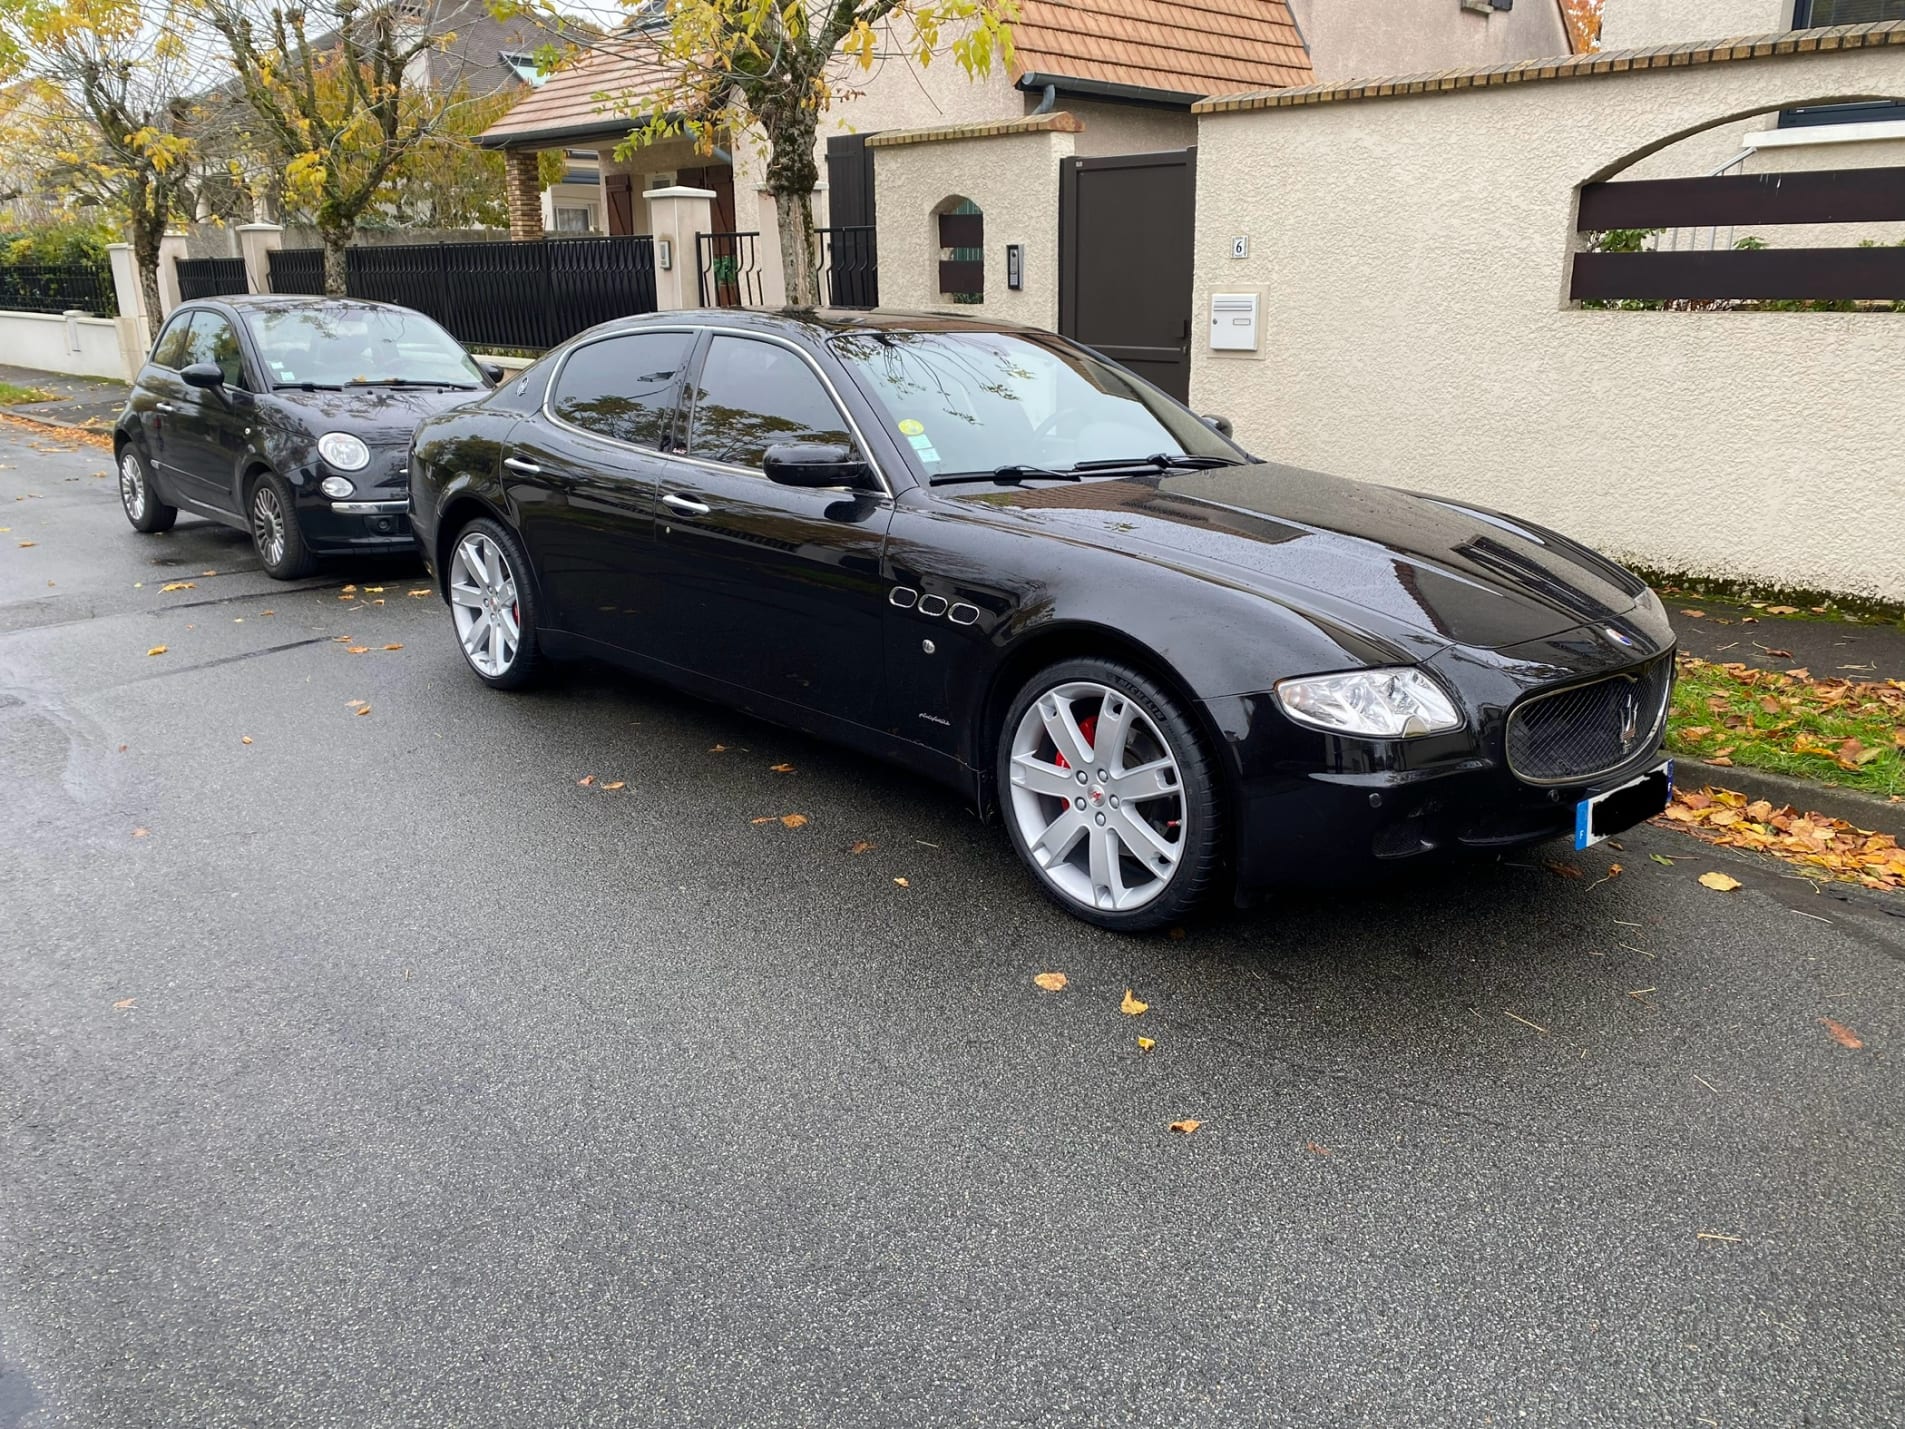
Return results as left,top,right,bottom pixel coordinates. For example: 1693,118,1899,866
346,377,480,389
930,463,1081,487
273,381,344,391
1071,453,1235,473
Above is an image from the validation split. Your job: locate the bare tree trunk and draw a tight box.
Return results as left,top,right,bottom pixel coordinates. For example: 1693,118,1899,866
774,189,822,308
321,227,350,297
130,218,164,338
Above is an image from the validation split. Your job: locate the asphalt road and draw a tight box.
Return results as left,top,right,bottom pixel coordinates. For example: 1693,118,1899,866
2,423,1901,1429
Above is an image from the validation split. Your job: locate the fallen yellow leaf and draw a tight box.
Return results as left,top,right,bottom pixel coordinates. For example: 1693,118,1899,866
345,699,366,707
893,876,910,887
260,610,274,616
1033,971,1068,992
848,840,875,855
383,643,403,651
145,645,167,657
113,997,136,1010
346,646,369,654
1120,988,1149,1016
364,586,385,594
341,584,357,593
603,781,625,790
780,813,808,829
577,775,595,787
408,588,432,598
16,540,35,547
131,827,148,838
1169,1119,1201,1135
769,763,796,773
241,736,252,745
159,581,196,592
1136,1036,1155,1052
1819,1017,1863,1050
1698,871,1742,892
354,705,372,717
200,570,216,577
710,744,728,753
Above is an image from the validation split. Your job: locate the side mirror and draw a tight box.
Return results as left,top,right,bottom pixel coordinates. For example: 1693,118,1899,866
763,442,874,490
1201,413,1234,440
479,362,505,385
181,362,226,391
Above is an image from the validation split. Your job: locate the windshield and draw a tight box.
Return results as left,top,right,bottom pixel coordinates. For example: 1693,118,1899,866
828,329,1237,476
245,304,483,389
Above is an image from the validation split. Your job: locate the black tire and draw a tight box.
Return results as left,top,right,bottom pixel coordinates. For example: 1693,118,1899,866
998,657,1224,933
444,515,544,691
117,444,176,534
247,472,319,580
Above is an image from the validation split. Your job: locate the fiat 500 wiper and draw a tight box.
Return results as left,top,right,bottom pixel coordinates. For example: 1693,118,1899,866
1071,453,1235,473
273,381,344,391
347,377,481,389
930,464,1081,486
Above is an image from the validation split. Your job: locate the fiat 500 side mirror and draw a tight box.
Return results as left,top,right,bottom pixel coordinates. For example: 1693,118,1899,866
180,362,227,390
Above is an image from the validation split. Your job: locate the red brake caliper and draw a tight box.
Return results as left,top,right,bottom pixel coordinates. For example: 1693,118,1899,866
1053,715,1097,770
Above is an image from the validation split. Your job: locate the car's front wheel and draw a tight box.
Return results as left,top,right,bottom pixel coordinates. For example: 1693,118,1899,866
446,517,542,690
117,446,176,534
248,473,318,580
998,658,1224,932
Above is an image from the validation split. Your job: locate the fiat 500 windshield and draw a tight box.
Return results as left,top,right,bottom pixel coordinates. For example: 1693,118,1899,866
244,304,484,390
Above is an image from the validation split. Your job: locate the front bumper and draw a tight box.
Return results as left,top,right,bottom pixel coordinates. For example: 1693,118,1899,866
296,497,418,555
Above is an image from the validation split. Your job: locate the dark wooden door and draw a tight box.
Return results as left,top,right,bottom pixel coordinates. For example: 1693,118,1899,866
605,174,634,236
1059,150,1197,401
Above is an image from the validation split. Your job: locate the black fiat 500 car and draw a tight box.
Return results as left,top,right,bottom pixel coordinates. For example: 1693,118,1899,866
113,294,495,578
409,310,1675,931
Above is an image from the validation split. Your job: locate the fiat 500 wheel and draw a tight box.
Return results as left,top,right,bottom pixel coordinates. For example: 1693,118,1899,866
998,658,1223,931
117,446,176,534
447,517,542,690
248,474,318,579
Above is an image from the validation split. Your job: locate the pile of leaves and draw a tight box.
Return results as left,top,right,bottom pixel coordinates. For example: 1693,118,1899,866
1658,789,1905,892
1668,656,1905,798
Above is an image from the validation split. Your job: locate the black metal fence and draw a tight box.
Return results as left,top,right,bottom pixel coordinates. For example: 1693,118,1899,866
265,236,658,348
0,262,118,317
820,226,878,308
175,256,250,301
696,231,765,308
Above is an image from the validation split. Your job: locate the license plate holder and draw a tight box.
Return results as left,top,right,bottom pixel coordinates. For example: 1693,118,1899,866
1575,761,1674,850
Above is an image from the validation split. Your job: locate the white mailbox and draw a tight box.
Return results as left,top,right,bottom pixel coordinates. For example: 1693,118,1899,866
1209,292,1260,352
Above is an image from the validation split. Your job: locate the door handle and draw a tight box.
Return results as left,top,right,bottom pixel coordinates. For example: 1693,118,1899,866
155,401,177,414
502,456,542,475
662,493,710,517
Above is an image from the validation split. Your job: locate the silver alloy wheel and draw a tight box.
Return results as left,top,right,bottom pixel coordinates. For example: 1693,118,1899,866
1007,680,1187,913
119,451,145,520
449,530,520,678
251,484,287,567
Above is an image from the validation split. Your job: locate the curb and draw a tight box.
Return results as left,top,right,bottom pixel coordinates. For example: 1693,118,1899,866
0,407,116,437
1675,757,1905,840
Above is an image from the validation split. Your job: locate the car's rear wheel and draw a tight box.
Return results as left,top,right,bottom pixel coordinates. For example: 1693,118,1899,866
118,446,176,534
248,474,318,579
447,517,542,690
998,658,1223,932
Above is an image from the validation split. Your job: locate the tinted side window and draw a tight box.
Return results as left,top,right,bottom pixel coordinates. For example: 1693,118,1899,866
686,337,852,471
180,313,247,389
150,314,194,370
548,331,693,448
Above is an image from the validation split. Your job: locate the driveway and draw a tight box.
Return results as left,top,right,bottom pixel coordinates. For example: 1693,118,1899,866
2,423,1900,1428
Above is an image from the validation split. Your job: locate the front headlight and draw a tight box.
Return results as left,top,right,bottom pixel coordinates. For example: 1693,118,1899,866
1275,667,1463,738
317,432,370,471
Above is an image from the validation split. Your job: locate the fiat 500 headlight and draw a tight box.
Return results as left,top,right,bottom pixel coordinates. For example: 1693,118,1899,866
317,432,371,471
1276,667,1463,738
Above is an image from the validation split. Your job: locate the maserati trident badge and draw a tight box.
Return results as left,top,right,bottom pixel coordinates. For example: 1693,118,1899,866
1618,692,1640,751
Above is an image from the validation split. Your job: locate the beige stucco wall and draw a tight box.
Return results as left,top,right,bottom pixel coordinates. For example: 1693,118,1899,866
870,126,1075,328
1601,0,1793,49
1190,44,1905,602
1287,0,1572,83
1058,99,1199,155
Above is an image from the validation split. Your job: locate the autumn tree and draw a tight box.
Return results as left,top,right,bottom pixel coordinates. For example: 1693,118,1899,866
0,0,206,325
203,0,517,292
544,0,1017,307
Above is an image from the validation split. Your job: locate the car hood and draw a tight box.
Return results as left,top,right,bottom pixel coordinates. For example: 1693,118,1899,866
948,460,1656,652
272,385,486,444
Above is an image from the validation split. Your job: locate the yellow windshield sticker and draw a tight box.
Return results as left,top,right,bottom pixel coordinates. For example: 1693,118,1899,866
897,419,925,437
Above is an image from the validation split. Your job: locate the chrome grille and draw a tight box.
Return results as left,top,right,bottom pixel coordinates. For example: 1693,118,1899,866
1505,654,1673,785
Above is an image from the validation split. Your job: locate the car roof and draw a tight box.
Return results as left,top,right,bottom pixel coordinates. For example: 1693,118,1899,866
594,308,1051,340
195,294,427,316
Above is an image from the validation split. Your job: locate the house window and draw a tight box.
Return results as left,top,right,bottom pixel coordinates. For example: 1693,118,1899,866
501,52,549,88
936,198,984,305
553,205,595,233
1783,1,1905,126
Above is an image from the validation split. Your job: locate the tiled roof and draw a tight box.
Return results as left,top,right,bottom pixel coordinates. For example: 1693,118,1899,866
482,1,1315,146
478,37,674,146
1013,0,1313,98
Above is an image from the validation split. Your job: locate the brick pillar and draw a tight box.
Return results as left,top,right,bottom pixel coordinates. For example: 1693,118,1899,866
506,149,545,239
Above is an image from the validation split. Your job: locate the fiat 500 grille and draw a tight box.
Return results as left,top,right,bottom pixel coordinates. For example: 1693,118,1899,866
1505,655,1673,786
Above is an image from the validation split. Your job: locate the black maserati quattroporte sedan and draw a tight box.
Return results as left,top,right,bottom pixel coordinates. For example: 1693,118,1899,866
114,295,496,578
409,310,1675,930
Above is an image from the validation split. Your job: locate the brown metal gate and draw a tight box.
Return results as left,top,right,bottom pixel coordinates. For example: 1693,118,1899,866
1058,149,1196,402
